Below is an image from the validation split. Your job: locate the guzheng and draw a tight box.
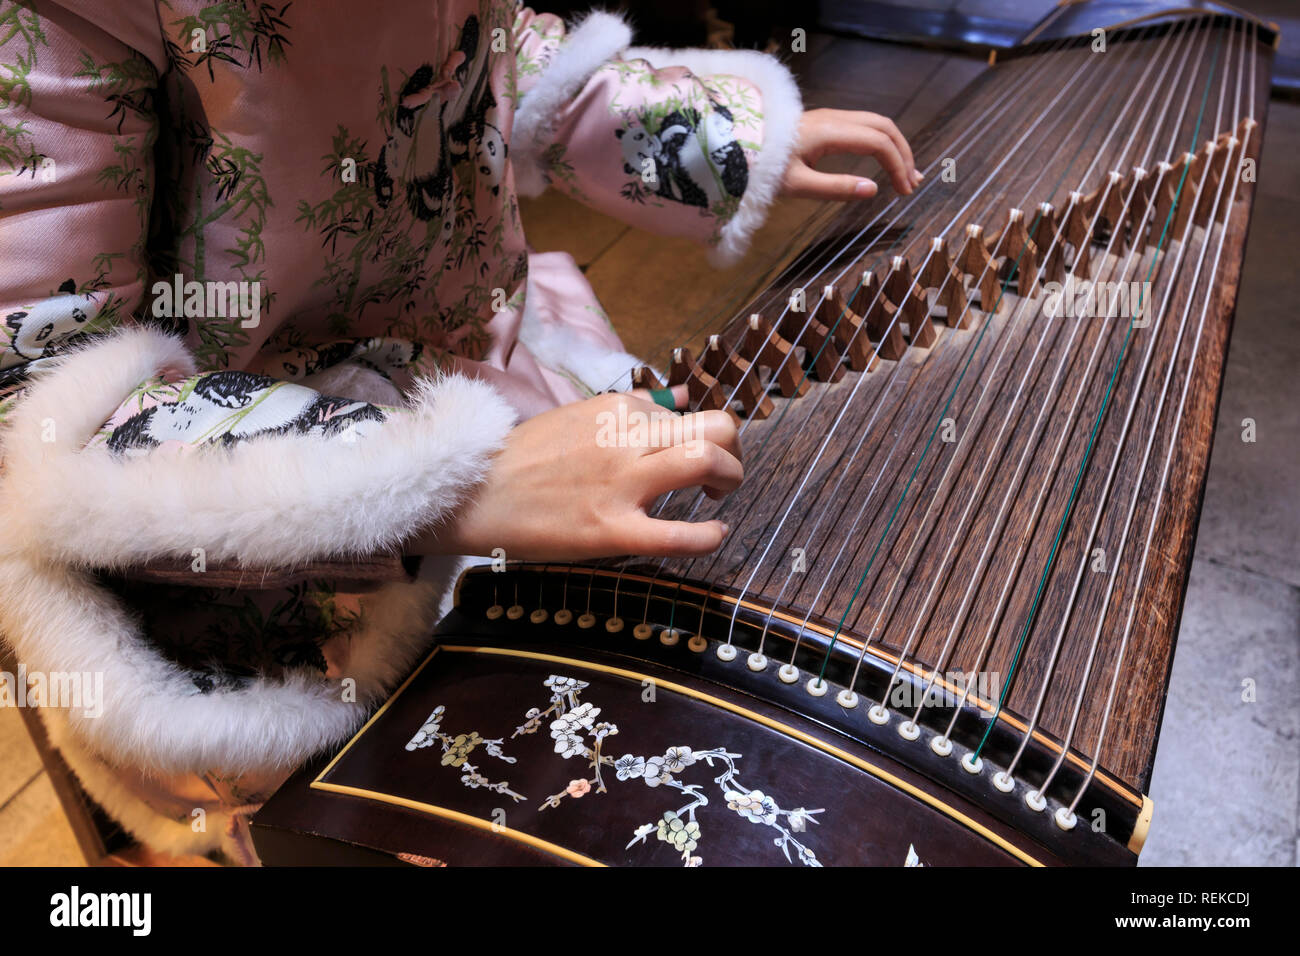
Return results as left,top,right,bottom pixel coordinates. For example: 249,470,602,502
253,3,1277,867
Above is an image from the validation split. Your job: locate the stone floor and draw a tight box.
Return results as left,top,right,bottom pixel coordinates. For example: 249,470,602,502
1,25,1295,866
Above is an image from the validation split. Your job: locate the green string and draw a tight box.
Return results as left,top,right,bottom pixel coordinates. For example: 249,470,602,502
971,27,1224,760
815,86,1110,684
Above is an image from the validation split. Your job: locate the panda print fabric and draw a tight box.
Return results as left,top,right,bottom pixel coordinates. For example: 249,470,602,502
101,372,389,456
617,103,748,210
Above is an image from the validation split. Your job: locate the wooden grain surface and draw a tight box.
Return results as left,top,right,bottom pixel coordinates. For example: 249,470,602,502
604,20,1273,791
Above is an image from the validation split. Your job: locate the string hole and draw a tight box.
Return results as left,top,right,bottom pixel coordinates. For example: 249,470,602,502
837,689,859,709
605,617,624,634
747,652,768,672
868,704,889,725
1025,789,1047,812
806,677,829,697
632,623,653,640
992,771,1015,793
898,720,920,741
553,609,573,626
687,635,707,653
1054,807,1078,831
485,605,504,621
716,644,737,662
931,736,953,757
778,664,799,684
660,628,682,647
577,613,596,629
961,753,983,774
506,605,524,621
529,609,548,624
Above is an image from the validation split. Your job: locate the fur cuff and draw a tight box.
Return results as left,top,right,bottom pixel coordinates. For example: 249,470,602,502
513,10,633,198
0,552,447,776
0,326,517,570
38,707,230,859
623,47,804,268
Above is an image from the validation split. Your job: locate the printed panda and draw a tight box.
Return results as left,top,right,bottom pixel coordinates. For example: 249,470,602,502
1,278,97,371
616,102,748,209
374,13,508,224
106,370,387,455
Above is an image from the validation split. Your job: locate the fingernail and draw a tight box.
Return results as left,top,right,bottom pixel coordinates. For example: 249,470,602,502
854,179,876,197
720,522,730,536
913,169,925,182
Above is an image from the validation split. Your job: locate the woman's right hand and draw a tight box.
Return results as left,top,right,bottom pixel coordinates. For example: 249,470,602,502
415,392,743,561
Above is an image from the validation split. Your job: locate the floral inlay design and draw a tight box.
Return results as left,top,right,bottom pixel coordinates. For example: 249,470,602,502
404,673,827,866
509,674,826,867
405,704,525,803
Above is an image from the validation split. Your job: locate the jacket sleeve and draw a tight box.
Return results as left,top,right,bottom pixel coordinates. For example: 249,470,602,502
509,7,803,267
0,3,516,575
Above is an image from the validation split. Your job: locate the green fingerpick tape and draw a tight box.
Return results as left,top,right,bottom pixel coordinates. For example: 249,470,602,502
650,387,675,410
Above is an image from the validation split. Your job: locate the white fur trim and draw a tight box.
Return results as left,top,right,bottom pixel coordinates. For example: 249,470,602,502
623,47,804,268
39,707,229,859
20,565,450,861
512,10,633,198
0,326,517,569
0,324,508,823
0,549,448,776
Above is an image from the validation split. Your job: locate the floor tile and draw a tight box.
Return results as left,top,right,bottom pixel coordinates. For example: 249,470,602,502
0,705,42,810
581,228,757,365
1256,101,1300,201
518,190,629,268
0,773,85,867
1193,192,1300,589
796,39,953,100
1139,559,1299,866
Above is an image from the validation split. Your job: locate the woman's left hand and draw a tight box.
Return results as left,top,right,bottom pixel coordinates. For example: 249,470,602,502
781,108,922,201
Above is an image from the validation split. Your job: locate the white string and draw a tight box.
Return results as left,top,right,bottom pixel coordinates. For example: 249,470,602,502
744,28,1153,662
1063,17,1256,812
1001,17,1239,782
876,18,1204,727
719,41,1110,646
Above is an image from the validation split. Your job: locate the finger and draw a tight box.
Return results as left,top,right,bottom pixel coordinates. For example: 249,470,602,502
857,112,916,176
784,161,877,202
677,408,742,461
636,439,744,501
626,383,690,409
591,392,688,458
818,125,913,195
619,513,730,558
621,405,742,460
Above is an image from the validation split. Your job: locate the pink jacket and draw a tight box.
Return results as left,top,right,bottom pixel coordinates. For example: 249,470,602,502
0,1,801,861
